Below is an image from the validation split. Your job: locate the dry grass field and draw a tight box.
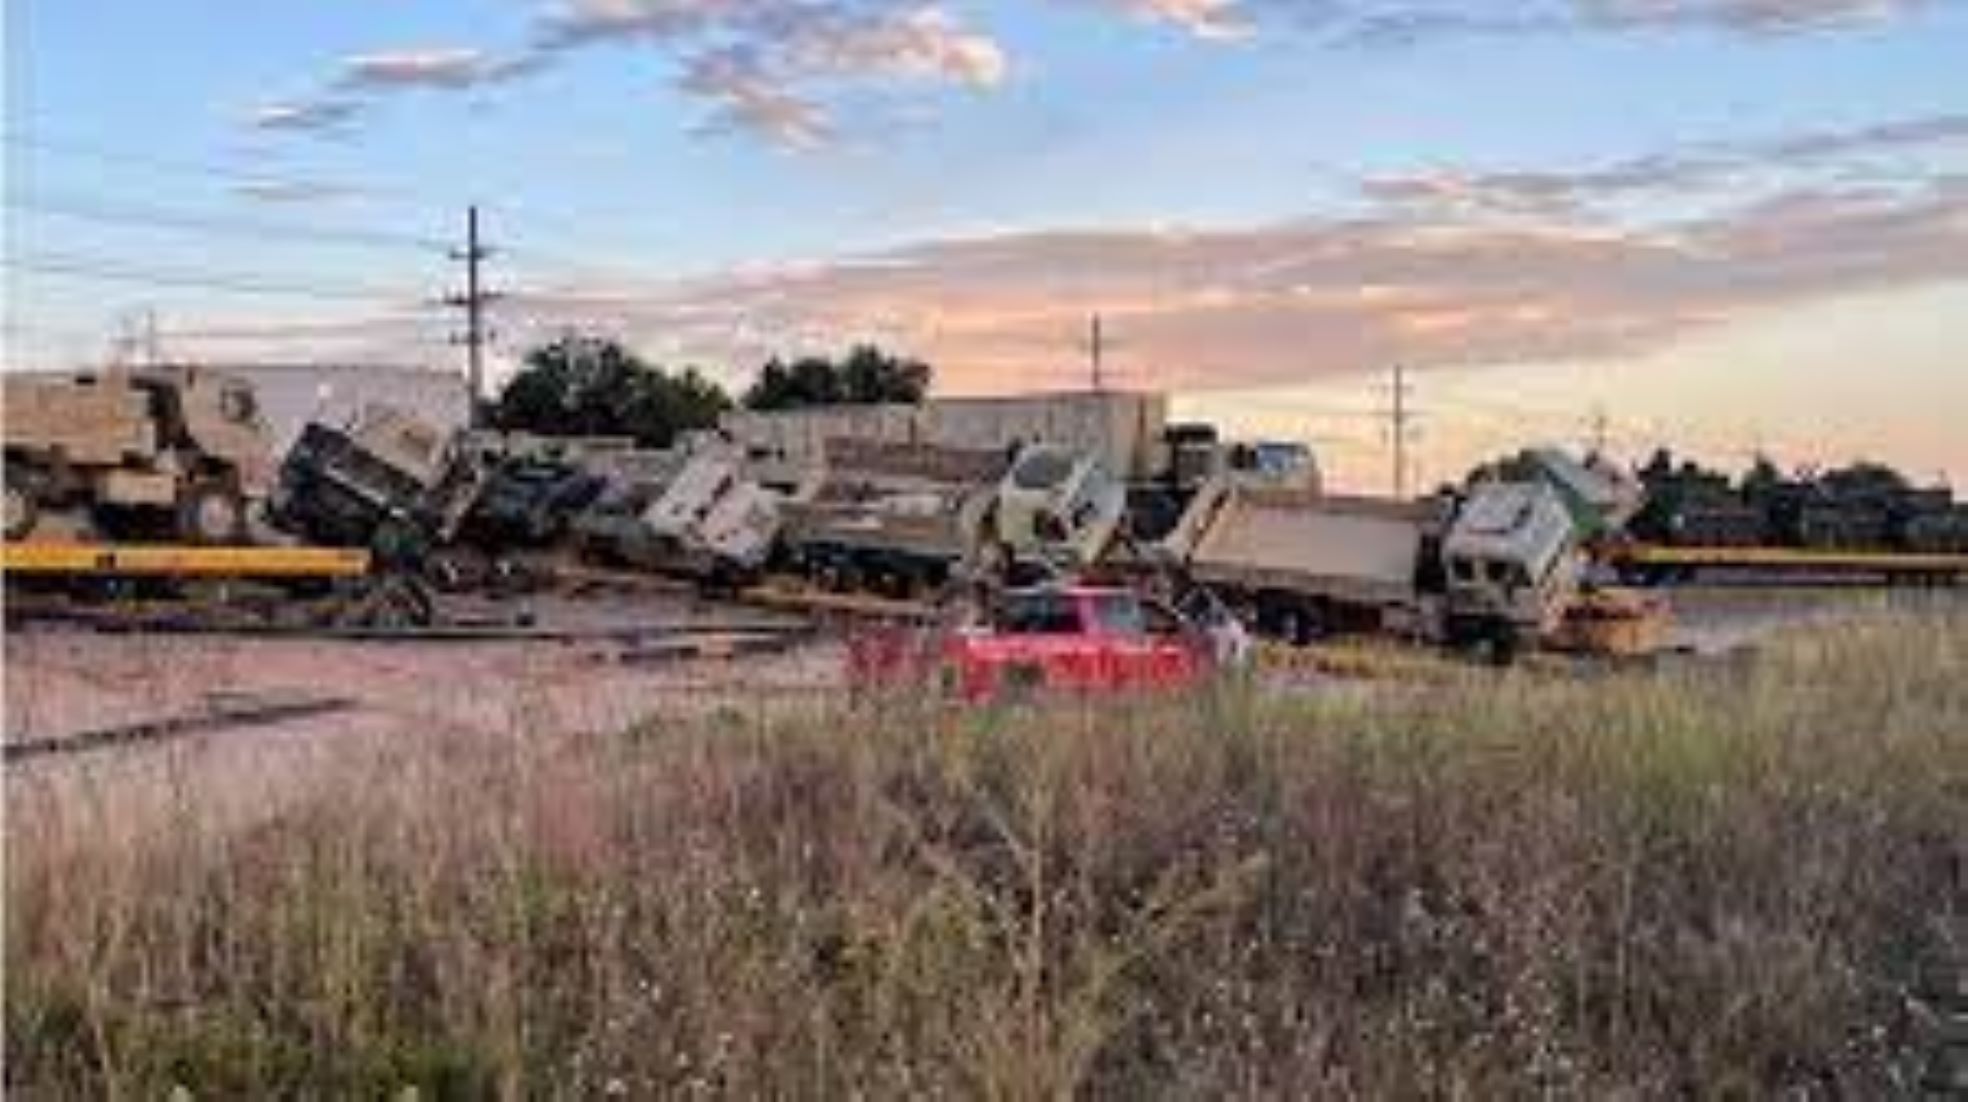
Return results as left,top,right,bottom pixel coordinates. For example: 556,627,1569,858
6,611,1965,1095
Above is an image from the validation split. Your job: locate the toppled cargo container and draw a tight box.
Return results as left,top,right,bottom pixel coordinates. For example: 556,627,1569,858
4,366,276,544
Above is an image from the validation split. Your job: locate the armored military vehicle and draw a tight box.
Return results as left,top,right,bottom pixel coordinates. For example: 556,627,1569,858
3,366,275,543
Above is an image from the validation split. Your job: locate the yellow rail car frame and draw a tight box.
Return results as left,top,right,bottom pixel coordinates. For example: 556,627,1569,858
1608,543,1967,577
2,541,371,580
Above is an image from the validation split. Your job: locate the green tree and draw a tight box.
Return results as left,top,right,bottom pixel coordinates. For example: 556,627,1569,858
493,335,731,447
742,345,931,411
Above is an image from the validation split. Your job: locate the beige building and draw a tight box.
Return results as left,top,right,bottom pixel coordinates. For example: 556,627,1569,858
221,363,471,451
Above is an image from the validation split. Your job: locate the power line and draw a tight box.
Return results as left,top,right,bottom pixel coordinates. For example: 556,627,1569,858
7,130,665,269
3,130,439,212
4,252,419,303
5,191,449,252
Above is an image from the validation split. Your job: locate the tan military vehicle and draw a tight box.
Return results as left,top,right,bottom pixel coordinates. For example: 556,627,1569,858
3,366,276,543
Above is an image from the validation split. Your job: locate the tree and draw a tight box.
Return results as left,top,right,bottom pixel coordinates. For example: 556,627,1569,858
742,344,931,411
493,335,731,448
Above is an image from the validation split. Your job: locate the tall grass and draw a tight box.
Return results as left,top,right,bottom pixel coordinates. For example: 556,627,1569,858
7,613,1965,1095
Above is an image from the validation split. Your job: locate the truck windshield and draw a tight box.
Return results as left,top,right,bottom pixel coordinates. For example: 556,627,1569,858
1010,450,1074,491
1088,593,1145,636
996,591,1082,634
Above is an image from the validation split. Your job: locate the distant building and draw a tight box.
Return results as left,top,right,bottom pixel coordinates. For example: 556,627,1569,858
720,391,1172,480
220,363,471,450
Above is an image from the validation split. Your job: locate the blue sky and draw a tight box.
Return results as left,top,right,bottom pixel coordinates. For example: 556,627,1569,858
7,0,1968,487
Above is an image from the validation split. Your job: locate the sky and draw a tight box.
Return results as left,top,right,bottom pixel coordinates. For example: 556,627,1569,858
5,0,1966,490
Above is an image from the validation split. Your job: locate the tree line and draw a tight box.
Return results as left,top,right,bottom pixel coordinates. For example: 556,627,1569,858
489,335,932,448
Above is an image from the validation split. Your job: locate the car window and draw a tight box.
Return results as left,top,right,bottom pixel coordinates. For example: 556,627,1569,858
996,591,1082,635
1088,593,1145,636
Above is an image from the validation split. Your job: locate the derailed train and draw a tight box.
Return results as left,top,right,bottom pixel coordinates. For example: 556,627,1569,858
1629,451,1968,554
266,393,1588,653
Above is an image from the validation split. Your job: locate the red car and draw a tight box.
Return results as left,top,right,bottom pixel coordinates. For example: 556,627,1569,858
848,584,1215,701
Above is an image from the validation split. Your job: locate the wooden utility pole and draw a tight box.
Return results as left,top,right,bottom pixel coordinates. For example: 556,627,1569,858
447,205,497,427
1088,314,1106,392
1387,364,1417,498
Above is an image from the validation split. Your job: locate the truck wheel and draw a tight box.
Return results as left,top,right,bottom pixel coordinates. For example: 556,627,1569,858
1280,605,1321,647
4,478,38,541
178,482,249,545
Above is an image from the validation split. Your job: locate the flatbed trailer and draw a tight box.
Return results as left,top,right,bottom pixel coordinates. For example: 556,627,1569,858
1604,543,1967,584
2,541,371,580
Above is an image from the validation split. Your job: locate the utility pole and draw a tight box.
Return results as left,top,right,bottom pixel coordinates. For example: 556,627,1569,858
446,205,498,427
112,308,161,368
1387,364,1418,498
1087,313,1106,392
1588,404,1610,457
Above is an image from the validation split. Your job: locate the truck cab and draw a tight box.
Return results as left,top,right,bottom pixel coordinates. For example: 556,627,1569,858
1442,481,1582,644
987,445,1129,573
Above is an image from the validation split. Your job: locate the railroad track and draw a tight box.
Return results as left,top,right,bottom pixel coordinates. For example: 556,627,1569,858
4,692,357,765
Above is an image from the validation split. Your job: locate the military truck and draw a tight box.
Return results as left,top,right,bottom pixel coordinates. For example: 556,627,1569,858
1438,481,1583,649
1156,476,1581,653
598,440,819,585
268,405,466,550
983,443,1131,576
3,366,275,544
778,440,1010,596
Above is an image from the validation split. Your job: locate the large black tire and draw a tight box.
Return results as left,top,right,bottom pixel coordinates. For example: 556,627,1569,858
177,481,249,545
4,476,39,541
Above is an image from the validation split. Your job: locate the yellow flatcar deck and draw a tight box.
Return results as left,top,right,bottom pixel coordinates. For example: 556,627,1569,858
2,541,371,579
1606,543,1966,579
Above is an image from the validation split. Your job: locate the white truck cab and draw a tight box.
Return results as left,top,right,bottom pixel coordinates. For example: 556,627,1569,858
1442,481,1582,638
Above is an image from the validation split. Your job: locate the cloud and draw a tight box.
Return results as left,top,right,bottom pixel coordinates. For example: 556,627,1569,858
1363,111,1968,216
337,48,546,91
504,168,1968,393
1326,0,1949,45
640,3,1009,145
789,7,1008,85
247,99,363,133
252,0,1948,146
536,0,736,48
1113,0,1256,39
680,47,836,148
1575,0,1938,32
255,2,1008,148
